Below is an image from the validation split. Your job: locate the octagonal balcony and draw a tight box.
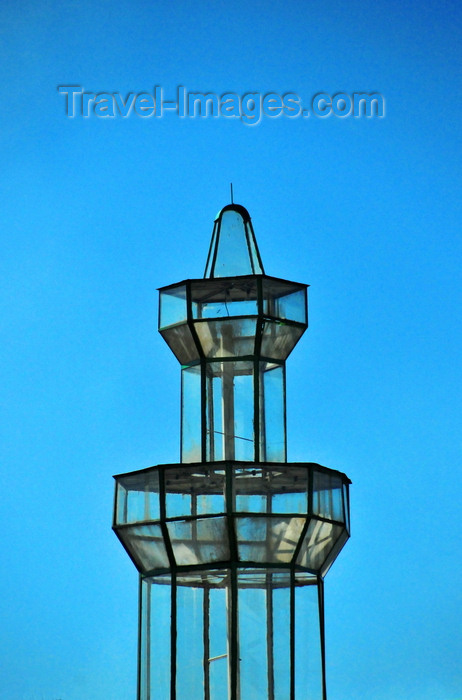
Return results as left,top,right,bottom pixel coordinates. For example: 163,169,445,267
113,461,350,579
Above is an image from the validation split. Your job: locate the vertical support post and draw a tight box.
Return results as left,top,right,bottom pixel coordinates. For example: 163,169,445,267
228,564,240,700
203,586,210,700
137,576,144,700
171,573,177,700
266,481,274,700
256,359,264,462
266,573,275,700
318,578,327,700
290,568,296,700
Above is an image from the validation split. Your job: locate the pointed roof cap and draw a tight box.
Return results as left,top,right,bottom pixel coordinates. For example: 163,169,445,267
204,204,265,278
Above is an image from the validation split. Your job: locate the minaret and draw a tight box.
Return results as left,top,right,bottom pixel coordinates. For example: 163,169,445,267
113,202,351,700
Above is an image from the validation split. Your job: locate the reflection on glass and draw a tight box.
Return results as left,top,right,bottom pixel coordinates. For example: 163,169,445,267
120,523,169,572
160,324,199,365
297,519,344,572
194,317,258,357
236,516,305,563
167,517,230,566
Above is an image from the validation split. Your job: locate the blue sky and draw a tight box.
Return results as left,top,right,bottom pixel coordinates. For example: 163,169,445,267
1,0,461,698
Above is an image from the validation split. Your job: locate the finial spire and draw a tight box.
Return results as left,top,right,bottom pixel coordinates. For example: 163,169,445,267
230,182,234,204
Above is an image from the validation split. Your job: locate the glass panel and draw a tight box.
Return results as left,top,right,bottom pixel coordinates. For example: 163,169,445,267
167,516,230,566
295,580,323,700
118,523,169,573
273,577,291,700
140,578,171,700
234,370,254,460
320,527,349,577
194,318,257,358
209,579,229,698
182,365,202,463
236,516,305,563
115,470,160,525
209,209,263,277
263,279,307,324
312,470,344,523
260,363,286,462
296,519,344,572
238,575,268,699
205,361,254,462
260,320,305,360
165,465,226,518
191,278,259,318
275,288,307,323
177,584,204,700
246,219,263,274
159,284,187,328
234,465,309,514
160,324,199,365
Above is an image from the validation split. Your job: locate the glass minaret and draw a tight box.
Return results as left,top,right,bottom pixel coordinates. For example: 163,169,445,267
113,202,351,700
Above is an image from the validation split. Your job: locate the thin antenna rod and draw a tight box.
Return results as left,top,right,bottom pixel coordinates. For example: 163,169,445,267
230,183,234,204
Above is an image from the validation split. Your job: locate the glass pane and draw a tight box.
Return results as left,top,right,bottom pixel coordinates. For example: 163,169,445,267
205,361,254,462
275,288,307,323
115,470,160,525
182,365,202,463
260,320,305,360
260,363,286,462
194,318,257,357
296,519,344,572
167,516,230,566
321,527,349,577
295,581,323,700
165,465,226,518
140,578,171,700
208,571,230,698
236,516,305,563
177,584,204,700
118,523,169,572
273,579,291,700
246,220,263,275
160,324,199,365
312,470,344,523
159,284,187,328
234,465,309,514
191,278,258,318
263,279,307,324
238,576,268,699
234,371,254,460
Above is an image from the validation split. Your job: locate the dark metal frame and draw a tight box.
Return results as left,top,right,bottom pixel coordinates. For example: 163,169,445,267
114,204,351,700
